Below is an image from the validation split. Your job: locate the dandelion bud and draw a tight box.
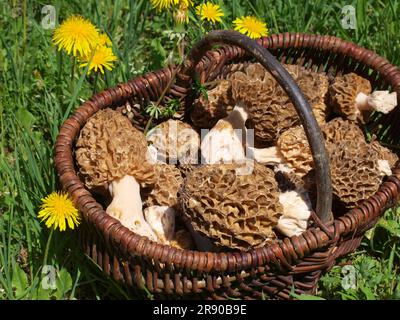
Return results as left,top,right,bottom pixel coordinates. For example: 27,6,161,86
175,5,189,24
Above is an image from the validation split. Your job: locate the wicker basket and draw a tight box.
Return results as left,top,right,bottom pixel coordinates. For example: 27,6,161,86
55,31,400,299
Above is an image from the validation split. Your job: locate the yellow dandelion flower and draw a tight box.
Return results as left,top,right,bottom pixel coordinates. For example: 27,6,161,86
196,2,224,23
151,0,193,11
53,15,100,57
233,16,269,39
150,0,177,11
80,45,117,74
179,0,194,8
97,33,112,47
38,191,80,232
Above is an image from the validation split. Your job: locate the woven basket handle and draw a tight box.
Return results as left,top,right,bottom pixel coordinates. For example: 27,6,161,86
172,30,333,224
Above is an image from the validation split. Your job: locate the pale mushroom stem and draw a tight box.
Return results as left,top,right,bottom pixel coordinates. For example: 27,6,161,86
202,101,288,165
247,146,284,164
227,102,286,164
356,91,398,114
106,175,158,241
144,206,176,244
201,102,248,165
377,159,392,177
276,190,312,237
355,92,370,111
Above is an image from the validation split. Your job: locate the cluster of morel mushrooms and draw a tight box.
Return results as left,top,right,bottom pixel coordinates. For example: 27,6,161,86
75,63,398,251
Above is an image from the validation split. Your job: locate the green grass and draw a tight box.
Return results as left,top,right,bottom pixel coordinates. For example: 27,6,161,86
0,0,399,300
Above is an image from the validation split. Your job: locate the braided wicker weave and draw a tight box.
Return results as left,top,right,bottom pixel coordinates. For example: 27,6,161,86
55,32,400,299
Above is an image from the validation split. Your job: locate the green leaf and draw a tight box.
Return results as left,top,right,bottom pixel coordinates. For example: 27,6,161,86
193,77,209,100
150,38,167,68
16,108,36,131
55,268,73,300
33,286,53,300
359,284,376,300
145,103,162,119
162,99,180,117
394,283,400,299
356,0,366,29
340,290,358,300
291,292,326,300
11,263,28,299
377,219,400,238
387,243,396,275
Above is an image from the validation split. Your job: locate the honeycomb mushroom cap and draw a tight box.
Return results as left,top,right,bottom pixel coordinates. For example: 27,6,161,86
75,108,155,190
329,140,382,208
230,63,329,143
369,140,399,168
230,63,292,142
312,100,330,125
191,80,234,129
322,117,365,148
179,162,282,250
329,73,372,122
142,164,183,209
293,64,330,125
276,118,368,179
178,164,199,178
277,125,313,177
147,119,200,165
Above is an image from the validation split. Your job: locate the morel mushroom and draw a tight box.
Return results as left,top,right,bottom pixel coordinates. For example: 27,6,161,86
271,119,368,177
142,163,184,209
191,80,234,129
141,164,186,244
245,125,316,176
179,162,282,250
368,141,398,177
329,73,398,122
75,108,158,241
276,126,314,177
147,119,200,165
230,63,329,143
322,117,365,147
328,140,386,208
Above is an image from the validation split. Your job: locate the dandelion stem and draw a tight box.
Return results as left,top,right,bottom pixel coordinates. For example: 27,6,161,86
42,228,55,267
57,51,64,97
70,56,76,88
22,0,27,51
178,36,186,63
92,72,99,95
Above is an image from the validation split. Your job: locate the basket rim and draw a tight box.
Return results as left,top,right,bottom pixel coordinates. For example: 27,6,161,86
54,32,400,274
